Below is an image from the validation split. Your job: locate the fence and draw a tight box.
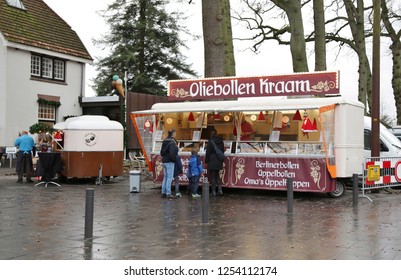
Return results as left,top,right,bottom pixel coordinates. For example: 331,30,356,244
362,156,401,201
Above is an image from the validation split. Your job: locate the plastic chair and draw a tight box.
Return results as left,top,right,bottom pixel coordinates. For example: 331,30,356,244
128,152,146,171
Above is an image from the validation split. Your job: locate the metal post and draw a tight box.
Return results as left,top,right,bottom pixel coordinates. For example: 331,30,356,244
202,182,209,224
353,173,358,207
371,0,381,157
287,177,293,215
84,188,95,239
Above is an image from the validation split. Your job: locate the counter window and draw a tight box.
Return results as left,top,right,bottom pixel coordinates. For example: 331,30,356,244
133,107,335,158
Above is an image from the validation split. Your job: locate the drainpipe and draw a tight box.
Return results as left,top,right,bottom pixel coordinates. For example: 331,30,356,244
81,63,85,98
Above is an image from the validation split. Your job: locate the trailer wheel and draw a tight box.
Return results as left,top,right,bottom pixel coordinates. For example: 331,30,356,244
328,181,345,198
95,177,103,185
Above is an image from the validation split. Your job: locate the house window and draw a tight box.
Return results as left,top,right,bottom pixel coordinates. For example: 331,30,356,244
6,0,25,9
31,56,41,76
42,57,53,78
54,60,65,80
38,103,56,122
31,54,66,82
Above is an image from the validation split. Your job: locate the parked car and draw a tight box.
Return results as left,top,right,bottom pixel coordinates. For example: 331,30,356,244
388,126,401,141
364,119,401,158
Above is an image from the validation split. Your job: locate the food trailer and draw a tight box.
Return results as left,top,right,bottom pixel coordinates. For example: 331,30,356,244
131,71,365,197
53,115,124,181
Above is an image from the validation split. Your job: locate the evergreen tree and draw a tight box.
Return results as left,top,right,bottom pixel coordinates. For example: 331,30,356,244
93,0,197,96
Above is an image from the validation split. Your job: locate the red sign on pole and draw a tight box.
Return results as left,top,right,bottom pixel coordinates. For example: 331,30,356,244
168,71,339,101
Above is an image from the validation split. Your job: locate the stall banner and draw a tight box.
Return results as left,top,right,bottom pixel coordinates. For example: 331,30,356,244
152,154,336,193
228,156,336,192
168,71,339,101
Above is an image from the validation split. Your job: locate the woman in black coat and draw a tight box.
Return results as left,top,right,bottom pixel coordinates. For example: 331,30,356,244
205,128,225,195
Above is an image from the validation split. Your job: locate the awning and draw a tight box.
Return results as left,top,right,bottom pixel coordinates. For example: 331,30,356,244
131,96,364,115
37,94,60,102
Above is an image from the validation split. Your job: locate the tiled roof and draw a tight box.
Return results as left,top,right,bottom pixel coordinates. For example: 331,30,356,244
0,0,92,60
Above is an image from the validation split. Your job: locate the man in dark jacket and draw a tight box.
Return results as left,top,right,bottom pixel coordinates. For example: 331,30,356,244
160,129,177,198
205,128,225,196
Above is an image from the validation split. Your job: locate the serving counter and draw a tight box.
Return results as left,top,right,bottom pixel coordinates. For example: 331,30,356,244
151,138,335,193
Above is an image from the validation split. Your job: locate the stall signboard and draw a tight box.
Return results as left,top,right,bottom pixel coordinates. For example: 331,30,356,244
5,147,17,154
152,154,336,193
168,71,339,101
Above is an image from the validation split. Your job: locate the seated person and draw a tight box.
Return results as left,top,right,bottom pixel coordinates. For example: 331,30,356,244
233,117,254,141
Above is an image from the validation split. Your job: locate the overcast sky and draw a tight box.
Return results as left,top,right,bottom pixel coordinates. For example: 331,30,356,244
42,0,396,119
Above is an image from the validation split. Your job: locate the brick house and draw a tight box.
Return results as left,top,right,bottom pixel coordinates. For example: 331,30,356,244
0,0,92,147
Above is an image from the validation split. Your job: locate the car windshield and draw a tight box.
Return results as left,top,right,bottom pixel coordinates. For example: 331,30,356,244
383,126,401,149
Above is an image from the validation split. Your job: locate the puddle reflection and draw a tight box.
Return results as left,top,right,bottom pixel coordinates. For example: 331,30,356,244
83,239,93,260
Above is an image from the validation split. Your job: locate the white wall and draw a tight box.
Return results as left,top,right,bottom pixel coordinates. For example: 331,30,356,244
0,35,7,146
2,48,84,146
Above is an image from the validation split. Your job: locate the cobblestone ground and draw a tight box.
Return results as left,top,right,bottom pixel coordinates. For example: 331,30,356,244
1,167,401,260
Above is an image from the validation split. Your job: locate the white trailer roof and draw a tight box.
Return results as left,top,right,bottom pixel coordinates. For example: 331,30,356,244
54,115,123,130
131,96,364,114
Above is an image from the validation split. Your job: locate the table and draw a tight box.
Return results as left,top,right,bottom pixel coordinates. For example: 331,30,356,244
35,152,63,187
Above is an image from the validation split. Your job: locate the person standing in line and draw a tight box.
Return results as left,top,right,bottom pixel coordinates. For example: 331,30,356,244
205,128,225,196
187,148,203,198
173,140,183,198
160,129,177,198
14,130,35,183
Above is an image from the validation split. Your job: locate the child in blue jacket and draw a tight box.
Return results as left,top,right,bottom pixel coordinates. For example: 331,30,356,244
187,149,203,198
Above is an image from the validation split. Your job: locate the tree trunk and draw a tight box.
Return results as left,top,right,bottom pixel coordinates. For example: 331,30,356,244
138,0,147,74
313,0,326,71
381,0,401,124
343,0,372,114
392,42,401,124
272,0,308,72
202,0,235,78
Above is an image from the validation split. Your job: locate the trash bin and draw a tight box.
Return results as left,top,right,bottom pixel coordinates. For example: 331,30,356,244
129,170,141,192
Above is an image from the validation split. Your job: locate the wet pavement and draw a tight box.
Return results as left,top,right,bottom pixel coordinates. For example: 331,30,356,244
1,166,401,260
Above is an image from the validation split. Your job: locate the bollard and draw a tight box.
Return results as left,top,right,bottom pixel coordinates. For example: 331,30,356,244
287,177,293,215
353,173,358,207
202,182,209,224
84,188,95,239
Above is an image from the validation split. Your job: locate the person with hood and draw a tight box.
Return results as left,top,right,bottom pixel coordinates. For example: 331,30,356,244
205,128,225,196
160,129,177,198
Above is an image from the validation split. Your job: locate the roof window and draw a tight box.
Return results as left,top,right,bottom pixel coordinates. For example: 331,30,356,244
6,0,26,10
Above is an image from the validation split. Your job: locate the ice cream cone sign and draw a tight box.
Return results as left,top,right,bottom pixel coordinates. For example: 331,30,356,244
116,78,124,97
111,75,125,97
